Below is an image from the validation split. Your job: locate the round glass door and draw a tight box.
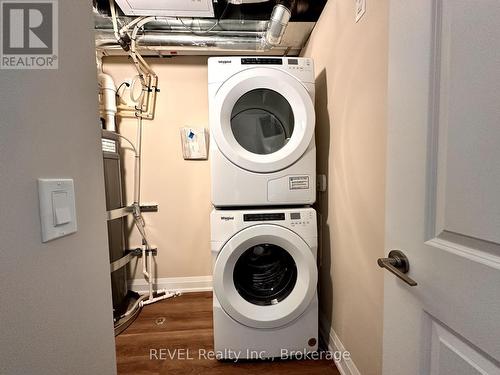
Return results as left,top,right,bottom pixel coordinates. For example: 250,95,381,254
211,68,315,173
231,89,295,155
213,224,317,329
234,243,297,306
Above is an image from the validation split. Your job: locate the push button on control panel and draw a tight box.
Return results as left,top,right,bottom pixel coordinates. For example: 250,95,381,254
290,211,314,226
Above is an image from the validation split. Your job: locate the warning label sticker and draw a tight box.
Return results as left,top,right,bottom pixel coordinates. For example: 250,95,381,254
289,176,310,190
102,139,116,153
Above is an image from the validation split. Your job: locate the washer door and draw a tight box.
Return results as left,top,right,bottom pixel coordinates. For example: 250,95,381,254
211,68,315,173
213,224,317,329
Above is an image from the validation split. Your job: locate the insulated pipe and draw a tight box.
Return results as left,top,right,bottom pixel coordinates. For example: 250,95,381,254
96,30,267,51
98,73,117,132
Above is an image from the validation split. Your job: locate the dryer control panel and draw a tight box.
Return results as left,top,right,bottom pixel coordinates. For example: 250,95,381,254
241,58,283,65
208,56,315,84
239,57,313,74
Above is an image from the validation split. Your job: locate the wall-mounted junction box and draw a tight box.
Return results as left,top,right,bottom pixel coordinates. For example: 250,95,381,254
180,127,209,160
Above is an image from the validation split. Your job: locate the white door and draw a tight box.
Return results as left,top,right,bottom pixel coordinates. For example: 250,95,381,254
382,0,500,374
211,68,315,173
213,224,317,329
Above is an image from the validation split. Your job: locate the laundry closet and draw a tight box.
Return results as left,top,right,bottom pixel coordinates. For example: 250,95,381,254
1,0,393,374
99,0,322,355
95,0,388,373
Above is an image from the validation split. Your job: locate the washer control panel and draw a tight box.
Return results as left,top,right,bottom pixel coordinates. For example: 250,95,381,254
241,210,314,226
290,210,315,227
211,208,317,242
244,212,285,222
285,57,313,73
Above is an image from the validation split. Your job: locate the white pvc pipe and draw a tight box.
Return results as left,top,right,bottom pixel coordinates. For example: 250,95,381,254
98,73,117,131
130,16,158,82
142,247,149,279
148,244,153,299
134,117,142,204
108,0,120,41
119,16,146,35
129,115,150,282
141,291,181,306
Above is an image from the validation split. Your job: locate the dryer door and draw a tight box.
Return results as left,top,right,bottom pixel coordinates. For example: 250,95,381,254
213,224,317,329
211,68,315,173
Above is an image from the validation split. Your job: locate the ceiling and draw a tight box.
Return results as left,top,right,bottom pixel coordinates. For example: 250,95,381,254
94,0,327,56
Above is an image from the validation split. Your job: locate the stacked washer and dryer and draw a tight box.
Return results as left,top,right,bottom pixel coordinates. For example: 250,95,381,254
208,56,318,359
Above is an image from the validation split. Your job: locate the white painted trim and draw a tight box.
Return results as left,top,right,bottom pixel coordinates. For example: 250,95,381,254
319,313,361,375
129,276,213,293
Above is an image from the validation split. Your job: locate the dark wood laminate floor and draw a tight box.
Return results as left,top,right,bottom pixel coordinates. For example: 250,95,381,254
115,292,341,375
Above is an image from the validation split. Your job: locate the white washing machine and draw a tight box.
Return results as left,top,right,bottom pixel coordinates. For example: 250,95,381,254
208,57,316,207
210,208,318,359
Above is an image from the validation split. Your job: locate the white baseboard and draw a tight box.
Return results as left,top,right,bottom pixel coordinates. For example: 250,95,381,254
319,313,361,375
129,276,213,294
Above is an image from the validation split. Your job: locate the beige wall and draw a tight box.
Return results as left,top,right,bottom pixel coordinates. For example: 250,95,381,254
303,0,388,374
103,56,213,279
0,1,116,374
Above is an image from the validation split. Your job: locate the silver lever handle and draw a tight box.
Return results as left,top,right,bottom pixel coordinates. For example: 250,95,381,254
377,250,417,287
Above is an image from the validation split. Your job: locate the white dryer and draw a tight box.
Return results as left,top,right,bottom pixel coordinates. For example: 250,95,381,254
208,57,316,207
210,208,318,359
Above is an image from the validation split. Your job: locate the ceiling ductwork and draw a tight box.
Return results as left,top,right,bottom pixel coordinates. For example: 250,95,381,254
94,0,326,56
263,1,294,47
113,0,216,18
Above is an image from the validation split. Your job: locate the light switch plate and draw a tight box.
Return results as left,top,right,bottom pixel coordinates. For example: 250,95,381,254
355,0,366,22
38,179,77,243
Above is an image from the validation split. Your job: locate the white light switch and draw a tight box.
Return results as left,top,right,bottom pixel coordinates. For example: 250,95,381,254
38,179,77,242
52,191,71,226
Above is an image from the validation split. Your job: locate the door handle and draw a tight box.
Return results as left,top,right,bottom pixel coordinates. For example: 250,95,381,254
377,250,417,286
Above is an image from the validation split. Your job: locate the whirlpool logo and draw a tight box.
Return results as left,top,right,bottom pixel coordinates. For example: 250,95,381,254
218,60,231,64
1,0,58,69
220,216,235,221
